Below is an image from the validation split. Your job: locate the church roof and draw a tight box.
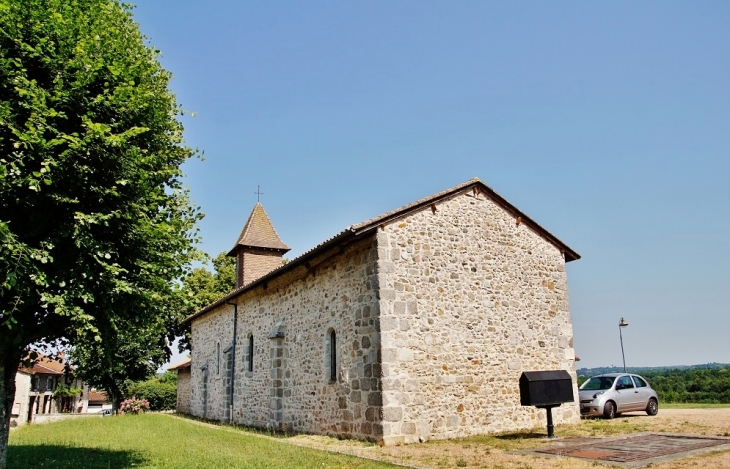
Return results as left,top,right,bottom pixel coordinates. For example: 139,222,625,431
227,202,290,255
168,358,191,371
186,178,580,323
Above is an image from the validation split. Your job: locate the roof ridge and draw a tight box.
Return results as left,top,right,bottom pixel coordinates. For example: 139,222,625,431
349,177,482,232
186,177,579,323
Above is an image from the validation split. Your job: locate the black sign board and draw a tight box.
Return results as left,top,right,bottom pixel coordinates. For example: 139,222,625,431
519,370,575,438
519,370,574,407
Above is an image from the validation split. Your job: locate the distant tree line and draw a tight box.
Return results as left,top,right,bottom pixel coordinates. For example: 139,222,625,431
642,367,730,403
577,364,730,404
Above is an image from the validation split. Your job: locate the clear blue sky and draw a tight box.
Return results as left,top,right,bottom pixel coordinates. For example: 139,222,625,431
132,2,730,370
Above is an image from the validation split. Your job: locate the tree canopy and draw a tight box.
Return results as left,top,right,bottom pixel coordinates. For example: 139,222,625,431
0,0,202,466
182,252,236,312
174,252,236,349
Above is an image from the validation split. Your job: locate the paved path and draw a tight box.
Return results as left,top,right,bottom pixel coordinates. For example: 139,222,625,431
529,433,730,468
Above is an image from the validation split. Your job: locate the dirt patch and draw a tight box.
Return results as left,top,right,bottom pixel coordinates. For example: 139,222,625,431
286,409,730,469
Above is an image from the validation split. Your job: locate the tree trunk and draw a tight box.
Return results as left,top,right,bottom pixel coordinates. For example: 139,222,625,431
0,347,21,469
112,393,122,415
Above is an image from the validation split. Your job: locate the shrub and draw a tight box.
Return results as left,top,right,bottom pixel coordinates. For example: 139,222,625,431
120,397,150,415
126,379,177,411
53,384,83,398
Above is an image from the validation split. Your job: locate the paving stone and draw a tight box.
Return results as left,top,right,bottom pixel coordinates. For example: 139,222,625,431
531,433,730,467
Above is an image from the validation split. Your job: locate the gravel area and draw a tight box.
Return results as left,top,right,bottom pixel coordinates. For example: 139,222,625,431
286,408,730,469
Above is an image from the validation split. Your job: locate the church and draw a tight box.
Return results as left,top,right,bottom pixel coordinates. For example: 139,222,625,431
183,178,581,445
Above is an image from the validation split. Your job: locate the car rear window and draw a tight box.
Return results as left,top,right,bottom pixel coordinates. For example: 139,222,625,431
632,376,648,388
616,376,634,389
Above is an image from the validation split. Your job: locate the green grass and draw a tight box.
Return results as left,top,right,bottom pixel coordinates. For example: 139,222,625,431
662,403,730,409
8,414,399,469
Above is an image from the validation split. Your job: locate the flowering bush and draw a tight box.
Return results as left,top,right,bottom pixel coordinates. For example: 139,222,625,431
119,397,150,415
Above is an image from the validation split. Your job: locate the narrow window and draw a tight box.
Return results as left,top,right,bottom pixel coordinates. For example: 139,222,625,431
329,329,337,382
216,342,221,375
248,335,254,372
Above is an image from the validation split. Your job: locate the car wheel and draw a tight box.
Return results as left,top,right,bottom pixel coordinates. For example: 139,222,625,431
646,398,658,416
603,401,616,419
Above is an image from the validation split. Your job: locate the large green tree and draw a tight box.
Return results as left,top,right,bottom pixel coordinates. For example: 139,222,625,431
71,252,234,412
175,252,236,348
69,302,176,411
0,1,202,466
182,252,236,311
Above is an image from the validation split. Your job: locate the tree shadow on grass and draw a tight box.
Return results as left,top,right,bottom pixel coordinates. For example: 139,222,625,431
8,444,147,469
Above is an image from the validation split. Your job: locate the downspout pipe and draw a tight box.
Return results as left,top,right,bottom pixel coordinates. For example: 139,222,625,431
226,300,238,423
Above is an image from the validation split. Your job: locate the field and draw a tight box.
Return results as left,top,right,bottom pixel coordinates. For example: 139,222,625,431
8,408,730,469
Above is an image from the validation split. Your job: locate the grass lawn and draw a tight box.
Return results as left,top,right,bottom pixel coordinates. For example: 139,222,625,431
8,414,399,469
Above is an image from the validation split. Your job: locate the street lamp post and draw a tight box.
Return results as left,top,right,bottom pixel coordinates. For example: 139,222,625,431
619,317,629,372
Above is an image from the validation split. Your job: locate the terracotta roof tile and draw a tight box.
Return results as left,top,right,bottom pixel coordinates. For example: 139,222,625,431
87,390,109,404
18,354,66,375
228,202,290,255
168,358,191,371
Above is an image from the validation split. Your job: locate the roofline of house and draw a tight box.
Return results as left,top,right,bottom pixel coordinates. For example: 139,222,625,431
18,359,67,376
184,178,580,324
32,363,64,375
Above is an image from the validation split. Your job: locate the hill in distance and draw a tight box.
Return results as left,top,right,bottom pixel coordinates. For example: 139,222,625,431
576,362,730,377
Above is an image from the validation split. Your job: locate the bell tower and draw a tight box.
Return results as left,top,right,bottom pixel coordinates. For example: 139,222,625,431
227,202,290,288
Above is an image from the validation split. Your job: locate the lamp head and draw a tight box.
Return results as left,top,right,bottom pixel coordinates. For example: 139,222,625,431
619,318,628,327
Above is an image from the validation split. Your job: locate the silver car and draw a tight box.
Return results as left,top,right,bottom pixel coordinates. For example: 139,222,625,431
579,373,659,419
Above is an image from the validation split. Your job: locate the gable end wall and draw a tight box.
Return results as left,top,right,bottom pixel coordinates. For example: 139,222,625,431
376,189,580,444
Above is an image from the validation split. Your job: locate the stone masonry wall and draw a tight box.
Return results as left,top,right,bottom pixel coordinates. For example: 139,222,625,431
376,188,580,444
190,236,384,441
189,304,231,421
176,370,191,414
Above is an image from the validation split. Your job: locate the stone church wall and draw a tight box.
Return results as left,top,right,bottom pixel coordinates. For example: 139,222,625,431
176,369,191,414
189,236,383,440
189,305,226,420
376,189,580,444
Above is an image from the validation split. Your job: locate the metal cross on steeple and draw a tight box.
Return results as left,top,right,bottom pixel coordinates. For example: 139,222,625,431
254,185,263,202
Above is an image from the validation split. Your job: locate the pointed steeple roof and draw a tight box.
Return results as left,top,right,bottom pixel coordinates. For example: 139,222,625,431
227,202,290,256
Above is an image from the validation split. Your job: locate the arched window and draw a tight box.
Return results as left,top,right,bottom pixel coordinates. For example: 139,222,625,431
248,335,254,373
216,342,221,375
329,329,337,382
